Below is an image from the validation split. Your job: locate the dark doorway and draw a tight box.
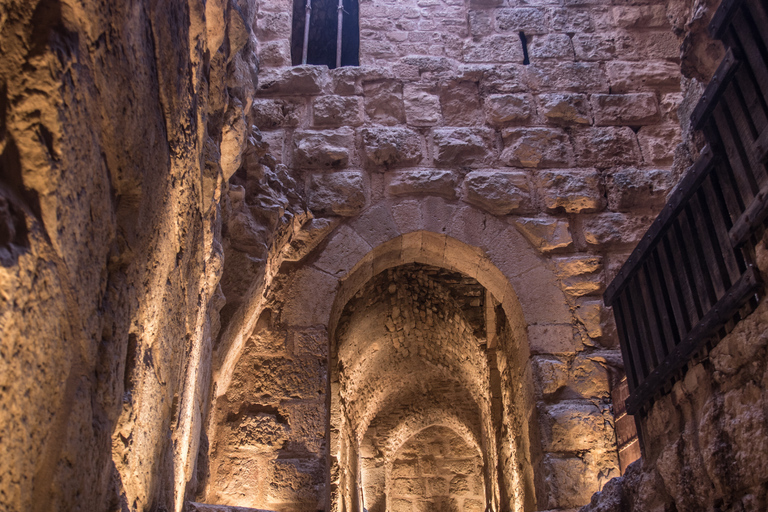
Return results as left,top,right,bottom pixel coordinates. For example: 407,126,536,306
291,0,359,68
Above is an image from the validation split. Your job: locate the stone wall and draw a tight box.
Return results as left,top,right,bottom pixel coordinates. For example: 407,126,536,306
0,0,311,510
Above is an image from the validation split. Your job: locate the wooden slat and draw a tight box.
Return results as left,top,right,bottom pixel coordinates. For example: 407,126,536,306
712,103,760,200
692,48,742,130
712,154,747,221
626,279,658,372
744,0,768,58
637,264,670,360
653,245,689,342
626,265,762,415
662,230,702,328
604,148,717,306
614,296,641,391
646,253,681,351
689,191,729,298
723,86,768,184
733,65,768,139
700,175,747,282
755,128,768,162
710,0,745,39
730,180,768,246
676,211,716,313
731,10,768,105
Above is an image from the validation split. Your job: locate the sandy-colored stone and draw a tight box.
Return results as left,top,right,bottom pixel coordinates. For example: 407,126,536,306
387,170,458,198
308,171,367,216
537,170,605,213
362,127,423,168
463,170,533,215
515,217,573,253
502,127,573,168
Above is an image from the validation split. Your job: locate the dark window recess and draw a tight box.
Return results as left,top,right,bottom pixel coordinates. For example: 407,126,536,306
519,32,530,65
291,0,359,69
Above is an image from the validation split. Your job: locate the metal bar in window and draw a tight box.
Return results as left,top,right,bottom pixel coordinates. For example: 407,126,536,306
337,0,344,68
302,0,312,65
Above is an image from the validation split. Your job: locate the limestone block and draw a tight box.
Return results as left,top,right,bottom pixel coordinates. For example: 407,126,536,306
542,454,605,509
391,200,423,234
572,127,639,168
362,127,423,167
538,93,591,125
528,324,578,354
582,213,652,247
256,11,291,40
515,217,573,253
542,402,612,452
553,255,604,297
294,128,354,169
469,10,493,37
230,356,326,401
606,168,674,211
637,125,682,165
591,93,660,126
308,171,367,217
537,169,605,213
313,225,372,277
572,34,617,61
322,71,355,97
495,7,547,34
349,204,401,248
617,31,679,61
247,329,287,355
484,94,535,126
575,299,603,339
441,82,483,126
392,477,426,496
501,127,572,168
612,6,669,28
605,61,681,93
526,62,608,93
258,40,291,67
267,458,324,503
462,35,525,64
550,7,612,33
433,128,495,167
534,356,569,397
387,169,458,198
251,99,301,129
283,400,327,455
312,95,364,127
463,170,533,215
529,34,575,60
364,80,406,125
282,266,339,327
660,93,683,123
224,413,289,452
570,354,610,399
292,327,329,359
257,65,327,95
404,85,442,126
478,64,528,94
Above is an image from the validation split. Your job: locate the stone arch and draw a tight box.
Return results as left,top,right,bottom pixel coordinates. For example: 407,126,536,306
207,197,583,511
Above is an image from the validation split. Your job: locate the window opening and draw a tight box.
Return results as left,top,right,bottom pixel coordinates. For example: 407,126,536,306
291,0,359,68
519,31,530,65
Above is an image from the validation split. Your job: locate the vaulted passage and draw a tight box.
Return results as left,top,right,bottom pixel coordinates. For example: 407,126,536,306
332,264,499,512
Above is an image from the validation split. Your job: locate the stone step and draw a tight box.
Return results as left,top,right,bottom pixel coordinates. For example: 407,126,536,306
187,503,276,512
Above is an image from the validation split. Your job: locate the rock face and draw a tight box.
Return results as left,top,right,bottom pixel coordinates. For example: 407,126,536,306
0,1,308,511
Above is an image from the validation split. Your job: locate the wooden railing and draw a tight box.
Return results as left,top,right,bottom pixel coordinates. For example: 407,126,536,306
604,0,768,417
